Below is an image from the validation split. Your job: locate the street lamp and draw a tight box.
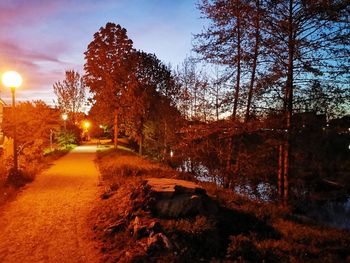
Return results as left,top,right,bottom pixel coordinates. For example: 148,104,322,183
2,71,22,171
62,113,68,131
84,121,90,141
84,121,90,129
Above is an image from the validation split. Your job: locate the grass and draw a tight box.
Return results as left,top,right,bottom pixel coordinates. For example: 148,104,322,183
90,147,350,262
96,147,181,189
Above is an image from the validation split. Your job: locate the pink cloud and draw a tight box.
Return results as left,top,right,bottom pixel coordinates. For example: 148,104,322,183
0,41,60,63
0,1,62,29
0,40,68,104
0,1,88,103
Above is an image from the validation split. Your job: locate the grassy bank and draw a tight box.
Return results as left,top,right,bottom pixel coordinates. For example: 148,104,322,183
91,148,350,262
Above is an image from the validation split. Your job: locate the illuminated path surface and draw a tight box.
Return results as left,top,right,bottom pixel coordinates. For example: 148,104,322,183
0,145,100,263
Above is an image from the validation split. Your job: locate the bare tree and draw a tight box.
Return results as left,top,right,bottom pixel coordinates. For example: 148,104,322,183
53,70,86,123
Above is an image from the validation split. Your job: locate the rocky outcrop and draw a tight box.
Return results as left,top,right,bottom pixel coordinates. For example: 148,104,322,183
137,178,218,218
101,178,221,261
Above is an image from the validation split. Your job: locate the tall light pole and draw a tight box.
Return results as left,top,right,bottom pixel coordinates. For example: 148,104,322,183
2,71,22,172
62,113,68,131
50,129,53,151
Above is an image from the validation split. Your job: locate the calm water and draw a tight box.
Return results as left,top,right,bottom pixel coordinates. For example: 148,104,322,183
178,160,350,230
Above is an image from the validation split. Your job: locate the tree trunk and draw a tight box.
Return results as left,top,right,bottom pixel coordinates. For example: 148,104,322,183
114,109,118,149
232,0,241,119
278,143,284,200
283,140,289,205
282,0,295,205
163,120,167,159
245,0,260,122
215,69,220,121
225,136,233,188
216,93,219,121
194,85,197,119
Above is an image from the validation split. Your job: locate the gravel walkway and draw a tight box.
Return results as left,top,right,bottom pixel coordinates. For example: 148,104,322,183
0,145,100,263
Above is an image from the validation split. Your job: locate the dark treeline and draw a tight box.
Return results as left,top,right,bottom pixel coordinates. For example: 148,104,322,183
179,0,350,204
84,0,349,205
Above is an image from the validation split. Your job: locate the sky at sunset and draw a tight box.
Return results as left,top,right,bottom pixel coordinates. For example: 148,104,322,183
0,0,203,106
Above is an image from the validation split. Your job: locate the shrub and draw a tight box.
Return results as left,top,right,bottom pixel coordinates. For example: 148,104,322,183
57,131,78,148
6,168,33,188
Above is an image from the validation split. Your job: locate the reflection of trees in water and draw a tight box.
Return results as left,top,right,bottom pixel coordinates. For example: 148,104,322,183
175,125,350,229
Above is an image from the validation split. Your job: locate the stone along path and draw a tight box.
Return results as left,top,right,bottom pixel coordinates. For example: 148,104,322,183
0,145,100,263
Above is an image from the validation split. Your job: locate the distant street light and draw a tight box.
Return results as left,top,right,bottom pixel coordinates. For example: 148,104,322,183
2,71,22,172
84,121,90,129
84,121,90,141
62,113,68,131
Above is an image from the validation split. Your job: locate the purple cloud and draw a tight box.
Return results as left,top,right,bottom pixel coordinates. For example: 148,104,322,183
0,0,202,104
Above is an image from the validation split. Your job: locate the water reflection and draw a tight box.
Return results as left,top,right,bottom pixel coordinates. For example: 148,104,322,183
177,160,350,230
302,198,350,230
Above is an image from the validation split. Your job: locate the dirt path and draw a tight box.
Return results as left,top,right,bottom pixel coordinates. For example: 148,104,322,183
0,145,101,263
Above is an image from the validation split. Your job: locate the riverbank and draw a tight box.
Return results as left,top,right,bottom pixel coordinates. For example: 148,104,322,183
90,147,350,262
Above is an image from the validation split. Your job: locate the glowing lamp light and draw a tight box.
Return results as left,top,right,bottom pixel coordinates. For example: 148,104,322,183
2,71,22,88
170,150,174,158
2,70,22,172
62,113,68,121
84,121,90,129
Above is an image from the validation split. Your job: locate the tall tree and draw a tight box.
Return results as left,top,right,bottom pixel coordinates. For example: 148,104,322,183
84,23,136,148
53,70,86,122
175,57,213,121
245,0,262,122
125,51,180,155
264,0,350,203
195,0,261,119
193,0,349,199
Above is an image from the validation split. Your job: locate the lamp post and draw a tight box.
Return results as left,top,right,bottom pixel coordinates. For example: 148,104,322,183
84,121,90,141
62,113,68,131
50,129,53,151
2,71,22,172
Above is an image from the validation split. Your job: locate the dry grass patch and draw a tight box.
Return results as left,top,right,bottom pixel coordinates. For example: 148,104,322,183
96,148,181,193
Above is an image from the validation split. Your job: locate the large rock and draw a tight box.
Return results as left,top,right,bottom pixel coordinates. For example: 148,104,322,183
146,178,206,197
143,178,218,218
